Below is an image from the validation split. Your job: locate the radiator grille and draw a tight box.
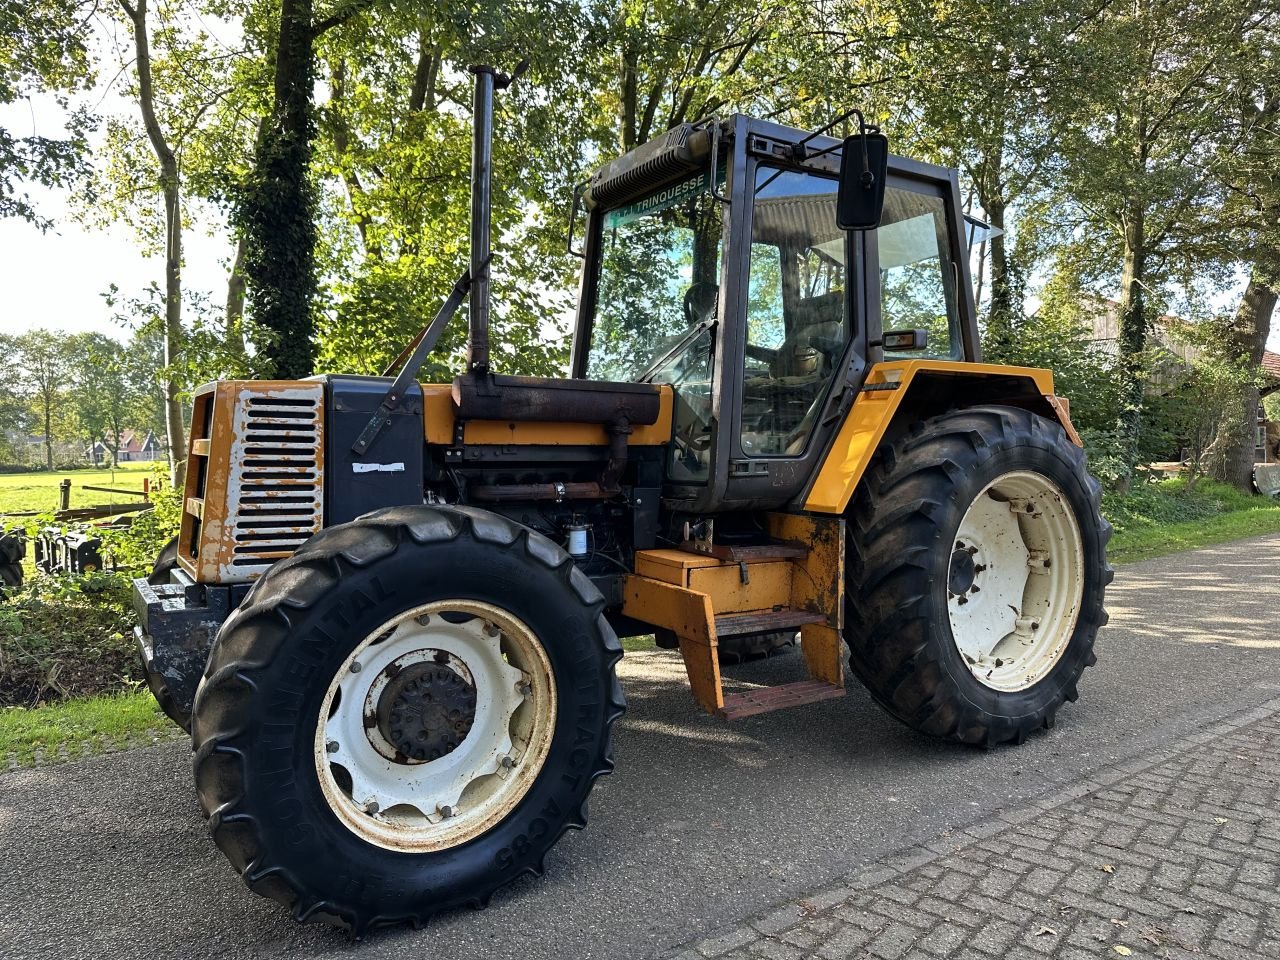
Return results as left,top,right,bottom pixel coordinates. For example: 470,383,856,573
224,386,325,576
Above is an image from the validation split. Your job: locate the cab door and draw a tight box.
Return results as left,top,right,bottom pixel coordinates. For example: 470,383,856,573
722,155,977,510
720,153,869,509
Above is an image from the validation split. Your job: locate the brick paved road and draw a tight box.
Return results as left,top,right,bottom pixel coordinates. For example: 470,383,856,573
667,700,1280,960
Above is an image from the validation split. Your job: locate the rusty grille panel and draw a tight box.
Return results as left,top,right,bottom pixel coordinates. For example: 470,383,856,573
227,390,324,571
185,381,325,583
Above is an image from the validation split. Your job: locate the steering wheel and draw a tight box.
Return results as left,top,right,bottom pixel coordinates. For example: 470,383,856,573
683,282,719,325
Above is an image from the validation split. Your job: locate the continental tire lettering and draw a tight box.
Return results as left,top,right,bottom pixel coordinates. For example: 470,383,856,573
348,588,376,619
284,656,316,682
321,607,351,630
267,688,304,718
307,625,339,649
494,797,564,869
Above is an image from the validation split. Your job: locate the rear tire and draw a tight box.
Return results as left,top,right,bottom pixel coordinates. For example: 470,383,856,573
191,505,624,933
844,406,1111,747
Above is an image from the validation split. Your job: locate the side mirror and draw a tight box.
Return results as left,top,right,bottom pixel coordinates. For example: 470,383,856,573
836,132,889,230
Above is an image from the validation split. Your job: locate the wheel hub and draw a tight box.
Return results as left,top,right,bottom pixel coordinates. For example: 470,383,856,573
946,471,1085,692
376,661,477,764
316,600,558,853
948,544,978,596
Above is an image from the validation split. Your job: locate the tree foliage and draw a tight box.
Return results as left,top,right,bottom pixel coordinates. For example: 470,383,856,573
7,0,1280,496
0,0,96,226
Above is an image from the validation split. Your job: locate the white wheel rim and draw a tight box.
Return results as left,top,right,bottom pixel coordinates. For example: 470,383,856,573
314,600,557,853
947,470,1085,692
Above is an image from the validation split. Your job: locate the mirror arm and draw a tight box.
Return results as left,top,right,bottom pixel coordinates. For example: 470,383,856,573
566,182,586,259
707,120,730,204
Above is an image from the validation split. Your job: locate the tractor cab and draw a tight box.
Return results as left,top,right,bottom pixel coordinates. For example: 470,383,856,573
570,115,980,513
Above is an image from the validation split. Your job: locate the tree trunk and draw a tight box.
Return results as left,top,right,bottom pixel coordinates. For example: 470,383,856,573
1212,266,1278,491
120,0,186,488
985,199,1013,357
238,0,318,380
620,36,638,152
225,234,248,363
408,27,438,113
43,401,53,470
327,58,378,258
1115,207,1148,489
162,177,187,488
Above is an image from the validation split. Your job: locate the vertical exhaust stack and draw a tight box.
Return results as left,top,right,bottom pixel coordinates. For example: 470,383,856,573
466,61,526,376
467,65,495,373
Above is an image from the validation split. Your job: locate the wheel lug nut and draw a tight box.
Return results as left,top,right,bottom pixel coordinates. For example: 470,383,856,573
501,756,515,769
350,661,362,674
365,799,380,814
326,740,339,753
517,680,532,696
438,804,453,819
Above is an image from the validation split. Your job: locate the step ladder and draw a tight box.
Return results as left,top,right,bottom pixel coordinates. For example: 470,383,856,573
622,513,846,719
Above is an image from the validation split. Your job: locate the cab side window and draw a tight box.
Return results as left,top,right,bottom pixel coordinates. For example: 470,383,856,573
878,187,961,359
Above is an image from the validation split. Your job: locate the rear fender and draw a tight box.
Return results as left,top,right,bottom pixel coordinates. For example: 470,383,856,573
802,360,1080,514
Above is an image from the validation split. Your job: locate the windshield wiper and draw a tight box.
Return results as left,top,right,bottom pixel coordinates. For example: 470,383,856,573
638,317,717,383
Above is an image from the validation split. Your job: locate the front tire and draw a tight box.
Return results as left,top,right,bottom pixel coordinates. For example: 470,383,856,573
844,406,1111,747
191,506,624,933
146,536,179,585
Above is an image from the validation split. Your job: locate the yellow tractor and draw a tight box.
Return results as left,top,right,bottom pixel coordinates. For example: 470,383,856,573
134,64,1110,932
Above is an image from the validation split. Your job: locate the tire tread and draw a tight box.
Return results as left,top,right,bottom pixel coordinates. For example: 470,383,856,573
191,505,625,934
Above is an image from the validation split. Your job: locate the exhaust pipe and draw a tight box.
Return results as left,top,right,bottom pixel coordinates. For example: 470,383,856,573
466,61,526,375
467,65,495,373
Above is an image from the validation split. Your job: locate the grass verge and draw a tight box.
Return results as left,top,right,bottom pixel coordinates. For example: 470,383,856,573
0,690,177,769
1105,477,1280,564
1108,504,1280,564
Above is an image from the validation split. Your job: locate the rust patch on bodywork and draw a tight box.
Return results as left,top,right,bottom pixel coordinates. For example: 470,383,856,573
1045,395,1084,447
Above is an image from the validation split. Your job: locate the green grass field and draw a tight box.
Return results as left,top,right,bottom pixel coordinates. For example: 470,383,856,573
0,462,157,517
1107,502,1280,563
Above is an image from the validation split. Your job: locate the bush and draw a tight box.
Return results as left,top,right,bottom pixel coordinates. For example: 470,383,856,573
0,572,138,707
98,466,181,573
1102,477,1273,536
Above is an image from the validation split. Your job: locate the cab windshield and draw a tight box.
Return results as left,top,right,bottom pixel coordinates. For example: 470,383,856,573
584,172,723,383
584,171,723,484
